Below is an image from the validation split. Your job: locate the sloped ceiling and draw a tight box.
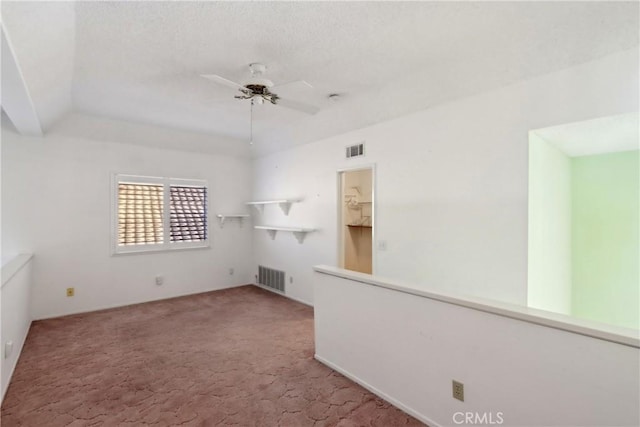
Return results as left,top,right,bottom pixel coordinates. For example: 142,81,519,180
2,1,638,156
1,1,75,131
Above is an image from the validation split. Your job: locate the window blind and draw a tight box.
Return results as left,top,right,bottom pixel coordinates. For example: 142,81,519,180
118,183,164,246
170,186,207,242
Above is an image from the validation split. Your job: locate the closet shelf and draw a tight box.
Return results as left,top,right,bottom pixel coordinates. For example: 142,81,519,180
246,199,301,215
254,226,315,244
347,224,372,228
216,214,250,228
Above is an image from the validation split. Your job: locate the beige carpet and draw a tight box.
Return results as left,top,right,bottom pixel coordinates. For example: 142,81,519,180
1,285,423,426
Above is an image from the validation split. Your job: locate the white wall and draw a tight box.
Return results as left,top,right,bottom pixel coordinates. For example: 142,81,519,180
314,269,640,427
252,48,638,306
2,114,254,319
527,133,572,315
1,255,32,403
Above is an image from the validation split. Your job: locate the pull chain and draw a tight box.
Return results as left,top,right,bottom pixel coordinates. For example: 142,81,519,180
249,99,254,146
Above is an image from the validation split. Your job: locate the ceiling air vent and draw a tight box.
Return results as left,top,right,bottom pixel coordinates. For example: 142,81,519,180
346,143,365,159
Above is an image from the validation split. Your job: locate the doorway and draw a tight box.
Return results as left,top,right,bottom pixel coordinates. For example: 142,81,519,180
338,167,374,274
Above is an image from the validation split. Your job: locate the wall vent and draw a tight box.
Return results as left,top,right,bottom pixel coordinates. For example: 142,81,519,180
346,143,365,159
258,265,285,293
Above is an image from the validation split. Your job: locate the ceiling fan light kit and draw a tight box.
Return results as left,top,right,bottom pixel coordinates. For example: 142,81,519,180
201,62,320,114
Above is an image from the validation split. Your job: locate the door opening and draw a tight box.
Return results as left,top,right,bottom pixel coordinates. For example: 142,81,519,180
338,167,374,274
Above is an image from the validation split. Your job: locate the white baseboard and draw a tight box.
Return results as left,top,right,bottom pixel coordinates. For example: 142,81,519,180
314,354,440,427
34,283,248,320
1,319,32,405
251,283,313,307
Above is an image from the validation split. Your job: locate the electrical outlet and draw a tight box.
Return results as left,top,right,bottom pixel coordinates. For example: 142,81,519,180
289,276,293,284
229,268,234,275
66,287,75,297
5,341,14,359
155,275,164,286
452,380,464,402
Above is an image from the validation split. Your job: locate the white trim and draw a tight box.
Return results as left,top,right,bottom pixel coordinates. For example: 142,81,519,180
161,174,172,253
33,283,246,321
167,177,210,188
111,174,209,255
314,354,440,427
112,243,211,256
116,174,164,185
115,175,208,188
314,265,640,348
252,283,313,307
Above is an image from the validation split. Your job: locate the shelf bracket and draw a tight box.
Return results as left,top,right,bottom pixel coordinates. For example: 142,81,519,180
254,226,314,243
266,229,278,240
250,204,265,215
278,202,292,216
216,215,249,228
292,231,307,244
219,217,245,228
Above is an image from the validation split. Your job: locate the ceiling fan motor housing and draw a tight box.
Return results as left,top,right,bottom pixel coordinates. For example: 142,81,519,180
245,84,270,95
235,85,279,104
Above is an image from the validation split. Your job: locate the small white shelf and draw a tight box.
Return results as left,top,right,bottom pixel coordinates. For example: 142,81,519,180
254,225,315,244
246,199,301,215
216,214,250,228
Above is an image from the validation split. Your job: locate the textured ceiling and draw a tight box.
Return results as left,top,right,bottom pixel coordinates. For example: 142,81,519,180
3,1,639,156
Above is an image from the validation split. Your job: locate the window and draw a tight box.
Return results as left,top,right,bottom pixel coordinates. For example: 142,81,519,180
113,174,208,254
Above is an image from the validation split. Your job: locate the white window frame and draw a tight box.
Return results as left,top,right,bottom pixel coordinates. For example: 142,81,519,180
111,174,210,255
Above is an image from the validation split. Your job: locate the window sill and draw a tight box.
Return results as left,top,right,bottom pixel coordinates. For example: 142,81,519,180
112,243,211,256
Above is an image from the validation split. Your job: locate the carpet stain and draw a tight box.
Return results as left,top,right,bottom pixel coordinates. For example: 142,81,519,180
1,286,424,426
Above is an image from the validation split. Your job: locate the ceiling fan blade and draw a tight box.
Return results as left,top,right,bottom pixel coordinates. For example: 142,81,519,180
275,97,320,115
200,74,245,91
271,80,314,91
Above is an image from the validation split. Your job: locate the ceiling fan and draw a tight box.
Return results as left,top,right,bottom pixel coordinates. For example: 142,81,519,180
201,63,320,115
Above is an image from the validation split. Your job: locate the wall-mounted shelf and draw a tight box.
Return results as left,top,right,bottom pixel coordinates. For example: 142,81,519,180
255,226,315,244
216,214,250,228
246,199,301,216
345,198,372,210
